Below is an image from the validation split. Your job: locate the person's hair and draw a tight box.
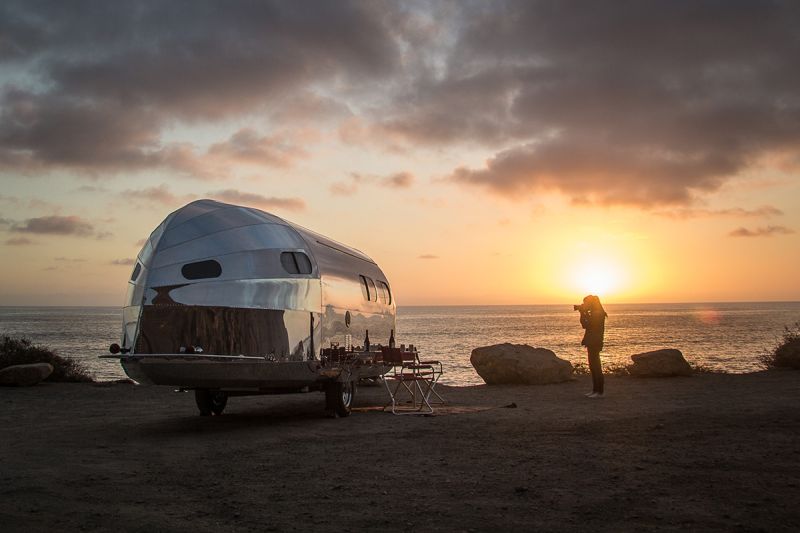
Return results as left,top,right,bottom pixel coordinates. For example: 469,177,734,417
583,294,608,317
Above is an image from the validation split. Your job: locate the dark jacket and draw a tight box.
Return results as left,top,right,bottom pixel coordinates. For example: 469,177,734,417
580,310,606,351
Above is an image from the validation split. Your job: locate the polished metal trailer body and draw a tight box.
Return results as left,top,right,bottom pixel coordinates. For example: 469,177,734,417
115,199,395,401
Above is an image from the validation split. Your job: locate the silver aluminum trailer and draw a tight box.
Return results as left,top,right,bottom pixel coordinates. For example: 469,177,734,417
106,199,396,417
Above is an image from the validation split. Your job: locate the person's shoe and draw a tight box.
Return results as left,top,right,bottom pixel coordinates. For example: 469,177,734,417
585,391,595,397
589,392,605,399
586,392,597,398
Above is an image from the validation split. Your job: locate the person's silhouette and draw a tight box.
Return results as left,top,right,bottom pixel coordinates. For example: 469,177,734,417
578,295,608,398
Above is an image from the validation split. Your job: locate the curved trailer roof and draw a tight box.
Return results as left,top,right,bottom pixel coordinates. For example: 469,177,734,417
135,199,378,283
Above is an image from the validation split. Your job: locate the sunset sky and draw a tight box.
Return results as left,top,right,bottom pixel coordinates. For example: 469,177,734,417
1,1,799,306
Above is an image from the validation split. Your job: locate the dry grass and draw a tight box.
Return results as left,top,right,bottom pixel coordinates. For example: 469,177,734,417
573,361,631,377
0,336,93,382
574,360,726,376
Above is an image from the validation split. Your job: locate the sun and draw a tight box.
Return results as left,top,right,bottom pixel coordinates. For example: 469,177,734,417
570,258,624,298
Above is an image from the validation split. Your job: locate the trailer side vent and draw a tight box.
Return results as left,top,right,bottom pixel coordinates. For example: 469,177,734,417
281,252,312,275
181,259,222,280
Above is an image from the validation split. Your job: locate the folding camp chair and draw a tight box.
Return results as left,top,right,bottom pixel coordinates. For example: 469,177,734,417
381,347,444,415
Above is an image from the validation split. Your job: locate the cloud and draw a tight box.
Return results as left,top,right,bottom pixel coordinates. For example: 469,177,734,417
0,1,400,176
72,185,107,193
54,257,86,262
330,181,360,196
122,184,196,206
135,238,147,247
0,195,59,212
656,206,784,219
11,215,94,236
383,172,414,188
418,254,439,259
111,258,136,266
728,226,795,238
207,128,308,169
330,171,414,195
207,189,305,211
377,1,800,207
3,0,800,208
5,237,34,245
449,133,739,207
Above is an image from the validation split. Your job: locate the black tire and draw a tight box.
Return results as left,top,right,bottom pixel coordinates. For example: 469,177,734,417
325,380,356,418
195,389,228,416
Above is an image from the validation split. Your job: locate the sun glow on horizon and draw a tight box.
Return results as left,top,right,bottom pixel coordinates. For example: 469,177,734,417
568,256,628,300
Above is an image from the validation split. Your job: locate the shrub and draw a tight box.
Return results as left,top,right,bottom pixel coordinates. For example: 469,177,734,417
0,336,94,382
760,322,800,370
573,361,630,376
689,362,725,374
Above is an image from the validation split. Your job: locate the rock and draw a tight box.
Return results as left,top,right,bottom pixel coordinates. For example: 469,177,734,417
0,363,54,386
470,343,574,385
629,349,692,377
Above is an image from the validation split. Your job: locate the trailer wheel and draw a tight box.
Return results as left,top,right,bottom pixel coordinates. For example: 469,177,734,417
325,380,356,418
195,389,228,416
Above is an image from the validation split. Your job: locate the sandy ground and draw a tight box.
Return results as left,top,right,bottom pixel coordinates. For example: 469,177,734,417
1,371,799,532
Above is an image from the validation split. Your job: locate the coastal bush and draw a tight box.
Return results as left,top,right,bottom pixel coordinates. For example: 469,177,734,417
0,336,94,382
689,363,724,374
573,361,630,377
760,322,800,370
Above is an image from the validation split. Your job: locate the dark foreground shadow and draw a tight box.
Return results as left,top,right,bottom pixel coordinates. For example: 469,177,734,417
133,395,387,438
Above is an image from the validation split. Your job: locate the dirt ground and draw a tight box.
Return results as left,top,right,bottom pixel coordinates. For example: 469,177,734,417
1,371,799,532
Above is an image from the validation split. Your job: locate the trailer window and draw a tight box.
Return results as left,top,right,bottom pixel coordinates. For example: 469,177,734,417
182,259,222,280
130,262,142,282
377,281,392,304
366,277,377,302
280,252,312,275
359,275,370,300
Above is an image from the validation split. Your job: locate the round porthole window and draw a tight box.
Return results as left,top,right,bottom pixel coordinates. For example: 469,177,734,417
345,311,351,328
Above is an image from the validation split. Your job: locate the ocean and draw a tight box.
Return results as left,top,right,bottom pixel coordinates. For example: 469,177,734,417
1,302,798,385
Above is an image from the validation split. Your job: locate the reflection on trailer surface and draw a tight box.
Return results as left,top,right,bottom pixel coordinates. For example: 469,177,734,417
105,199,396,417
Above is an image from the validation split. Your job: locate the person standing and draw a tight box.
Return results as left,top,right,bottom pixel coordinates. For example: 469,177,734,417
578,295,608,398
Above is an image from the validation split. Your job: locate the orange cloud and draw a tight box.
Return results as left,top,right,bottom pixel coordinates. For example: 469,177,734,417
728,226,795,238
207,189,305,212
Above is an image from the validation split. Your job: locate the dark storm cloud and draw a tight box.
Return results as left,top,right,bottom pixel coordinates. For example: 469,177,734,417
3,1,800,208
0,90,162,173
728,225,795,238
0,0,400,174
11,215,94,236
381,1,800,206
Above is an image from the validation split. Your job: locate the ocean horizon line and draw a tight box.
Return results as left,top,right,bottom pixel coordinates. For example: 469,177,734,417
1,300,799,309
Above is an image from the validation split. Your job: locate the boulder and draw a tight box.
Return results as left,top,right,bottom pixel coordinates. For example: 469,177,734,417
0,363,54,386
470,343,574,385
629,349,692,377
